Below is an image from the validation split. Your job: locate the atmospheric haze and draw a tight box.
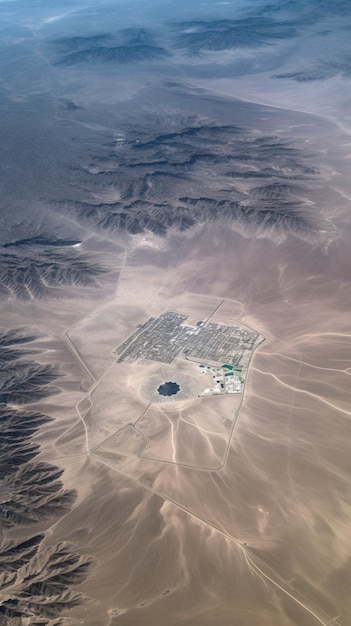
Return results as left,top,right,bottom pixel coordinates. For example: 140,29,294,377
1,0,351,624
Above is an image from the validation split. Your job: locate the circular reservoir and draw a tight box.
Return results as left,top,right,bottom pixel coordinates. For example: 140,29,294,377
139,360,209,404
158,381,180,397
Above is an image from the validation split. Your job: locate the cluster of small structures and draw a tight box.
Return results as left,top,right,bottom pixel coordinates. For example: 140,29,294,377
115,311,260,367
188,322,257,366
115,311,263,398
198,363,243,396
116,312,188,364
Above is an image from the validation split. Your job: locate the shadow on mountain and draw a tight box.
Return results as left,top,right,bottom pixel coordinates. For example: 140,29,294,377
53,28,171,65
273,55,351,82
251,0,351,21
0,534,45,572
0,361,59,404
173,17,297,55
0,247,105,300
0,328,93,620
0,328,39,372
0,328,38,346
53,33,113,51
0,541,93,621
58,120,327,242
0,327,60,404
3,235,81,249
0,405,52,478
1,461,77,527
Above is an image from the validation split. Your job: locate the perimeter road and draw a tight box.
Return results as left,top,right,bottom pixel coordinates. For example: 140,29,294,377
60,289,340,625
62,331,97,383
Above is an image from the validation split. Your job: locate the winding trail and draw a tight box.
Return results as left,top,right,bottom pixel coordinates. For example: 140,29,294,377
261,351,351,374
252,367,351,418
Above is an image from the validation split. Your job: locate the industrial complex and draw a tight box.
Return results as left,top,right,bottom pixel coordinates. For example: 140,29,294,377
115,311,263,398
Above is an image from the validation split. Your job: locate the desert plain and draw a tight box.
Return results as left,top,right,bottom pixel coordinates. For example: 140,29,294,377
2,1,351,625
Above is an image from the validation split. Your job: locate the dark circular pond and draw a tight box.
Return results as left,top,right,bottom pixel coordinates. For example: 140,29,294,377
157,381,180,397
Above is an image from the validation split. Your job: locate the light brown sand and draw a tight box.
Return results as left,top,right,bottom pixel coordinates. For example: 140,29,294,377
7,99,351,626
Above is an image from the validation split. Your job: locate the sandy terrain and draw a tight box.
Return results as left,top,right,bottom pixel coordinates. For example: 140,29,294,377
37,151,351,624
2,0,351,622
2,77,351,625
